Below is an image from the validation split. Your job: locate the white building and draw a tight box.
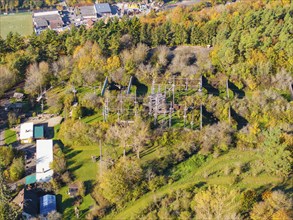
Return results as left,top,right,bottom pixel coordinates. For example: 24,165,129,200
36,140,53,182
20,122,34,144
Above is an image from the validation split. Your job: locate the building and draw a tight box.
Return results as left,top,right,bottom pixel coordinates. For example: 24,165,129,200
34,124,44,139
33,10,64,33
95,3,112,17
36,140,53,182
13,92,24,101
40,195,56,216
68,183,79,197
78,5,97,19
20,122,34,144
12,188,38,220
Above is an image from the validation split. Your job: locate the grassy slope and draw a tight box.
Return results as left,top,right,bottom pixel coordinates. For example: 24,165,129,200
0,13,33,38
104,149,282,220
4,129,17,145
58,144,100,219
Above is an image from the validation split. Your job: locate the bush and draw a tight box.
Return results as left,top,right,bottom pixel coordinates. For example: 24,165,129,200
148,176,166,192
9,157,24,181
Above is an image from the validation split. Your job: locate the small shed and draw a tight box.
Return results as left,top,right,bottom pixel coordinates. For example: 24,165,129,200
34,125,44,139
25,174,37,185
13,92,24,101
68,183,79,197
20,122,34,144
40,194,56,216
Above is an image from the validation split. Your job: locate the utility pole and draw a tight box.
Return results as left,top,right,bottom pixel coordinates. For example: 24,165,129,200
154,94,158,125
183,106,187,128
199,75,202,92
172,77,175,108
120,93,123,115
41,99,44,113
169,102,173,128
185,78,188,91
228,105,231,124
151,80,155,94
226,79,230,99
200,104,203,130
103,98,109,122
134,93,138,117
191,113,194,130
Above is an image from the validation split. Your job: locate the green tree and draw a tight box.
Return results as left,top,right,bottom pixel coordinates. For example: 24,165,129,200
0,169,20,220
99,158,143,206
9,157,24,182
260,128,292,177
50,144,67,175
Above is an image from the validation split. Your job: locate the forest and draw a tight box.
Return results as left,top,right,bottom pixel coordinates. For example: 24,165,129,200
0,0,292,219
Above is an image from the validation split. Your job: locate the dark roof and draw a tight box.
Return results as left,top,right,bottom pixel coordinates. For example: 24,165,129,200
23,189,39,216
95,3,111,14
34,14,64,29
34,125,44,139
79,5,96,17
34,18,49,28
40,194,56,216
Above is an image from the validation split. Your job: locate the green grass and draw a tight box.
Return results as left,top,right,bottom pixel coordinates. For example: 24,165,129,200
59,145,100,219
0,13,33,38
4,129,17,145
104,149,282,219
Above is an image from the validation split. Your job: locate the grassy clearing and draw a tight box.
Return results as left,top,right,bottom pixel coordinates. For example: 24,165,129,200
58,145,100,219
104,149,282,219
4,129,17,145
0,13,33,38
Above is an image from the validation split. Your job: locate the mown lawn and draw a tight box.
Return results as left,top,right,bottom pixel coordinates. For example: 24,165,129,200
58,145,100,219
0,13,33,38
4,129,17,145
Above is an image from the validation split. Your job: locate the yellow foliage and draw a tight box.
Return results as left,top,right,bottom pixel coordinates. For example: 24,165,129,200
106,55,121,73
272,209,291,220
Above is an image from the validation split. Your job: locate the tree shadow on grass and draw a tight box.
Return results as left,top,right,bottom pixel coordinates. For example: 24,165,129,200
202,75,219,96
60,197,76,218
202,105,219,126
228,80,245,99
230,107,248,130
66,150,82,161
68,163,82,173
133,76,148,97
84,180,95,195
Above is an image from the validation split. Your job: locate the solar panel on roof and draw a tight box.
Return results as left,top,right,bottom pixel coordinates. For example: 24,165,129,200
40,194,56,216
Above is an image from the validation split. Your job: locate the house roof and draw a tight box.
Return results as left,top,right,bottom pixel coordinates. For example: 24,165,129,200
25,174,37,185
49,20,64,29
40,194,56,216
13,92,24,99
36,140,53,182
20,122,34,140
34,18,48,28
23,189,39,216
34,125,44,139
12,188,38,216
95,3,111,14
79,5,97,18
